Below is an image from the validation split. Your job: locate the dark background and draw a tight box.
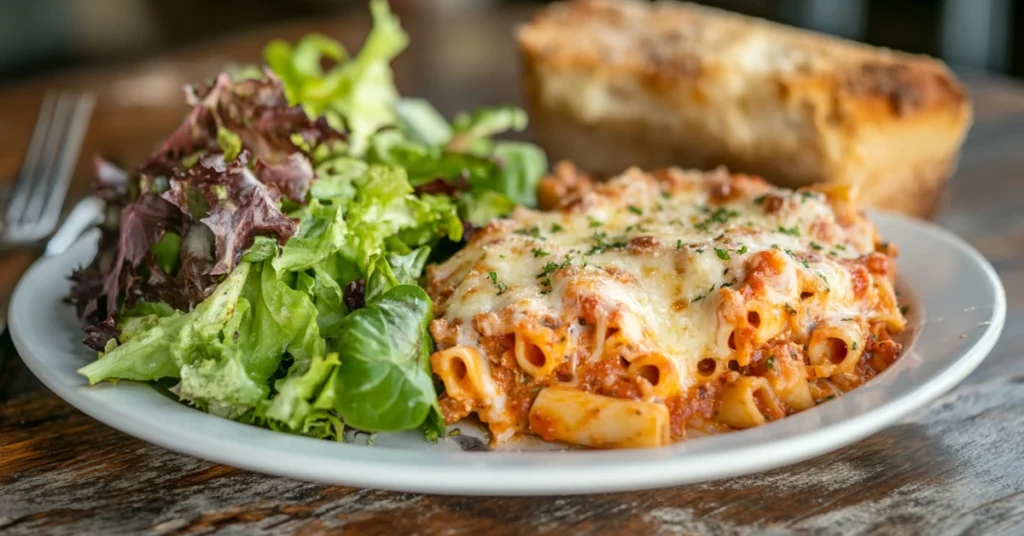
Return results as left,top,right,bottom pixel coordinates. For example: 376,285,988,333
0,0,1017,86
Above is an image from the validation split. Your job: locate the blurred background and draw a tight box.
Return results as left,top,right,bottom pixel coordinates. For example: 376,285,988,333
0,0,1019,87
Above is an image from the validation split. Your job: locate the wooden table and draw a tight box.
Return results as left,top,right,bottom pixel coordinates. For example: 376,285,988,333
3,7,1024,535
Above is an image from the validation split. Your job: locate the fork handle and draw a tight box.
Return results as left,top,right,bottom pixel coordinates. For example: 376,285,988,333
45,196,104,257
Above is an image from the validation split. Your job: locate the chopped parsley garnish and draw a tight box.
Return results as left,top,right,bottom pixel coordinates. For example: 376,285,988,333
661,191,672,200
488,271,508,295
709,208,738,224
766,357,776,370
532,248,549,258
835,244,847,251
825,395,836,401
817,272,831,292
587,217,602,228
692,284,716,302
777,225,801,237
737,244,748,254
852,341,859,350
695,207,739,232
550,222,564,233
753,194,768,205
715,248,731,260
537,261,560,279
515,225,544,240
810,241,823,250
695,248,704,254
628,205,643,215
676,239,683,250
588,232,627,255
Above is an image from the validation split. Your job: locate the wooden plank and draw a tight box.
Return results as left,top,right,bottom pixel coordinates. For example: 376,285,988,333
3,380,1024,534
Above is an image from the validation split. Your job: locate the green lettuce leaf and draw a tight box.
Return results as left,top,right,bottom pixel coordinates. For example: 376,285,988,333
116,301,176,344
420,405,447,443
150,232,181,274
341,164,415,269
332,284,437,431
459,188,517,227
80,259,325,421
216,127,243,161
396,193,463,247
386,246,430,285
178,354,264,418
309,155,366,202
492,141,547,207
237,260,324,384
309,264,348,339
364,255,400,304
448,106,527,154
394,98,452,147
261,352,341,430
265,0,408,155
81,313,188,383
78,263,251,384
241,236,279,263
273,200,347,273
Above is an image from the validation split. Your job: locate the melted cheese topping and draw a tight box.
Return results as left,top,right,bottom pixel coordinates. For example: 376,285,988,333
428,167,894,397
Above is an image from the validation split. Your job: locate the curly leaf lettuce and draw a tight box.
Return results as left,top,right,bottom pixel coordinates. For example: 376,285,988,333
79,258,324,418
265,0,407,155
260,352,341,431
237,260,324,383
78,263,251,384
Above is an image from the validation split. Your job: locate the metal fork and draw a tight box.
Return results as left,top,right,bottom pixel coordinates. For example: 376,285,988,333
2,90,95,246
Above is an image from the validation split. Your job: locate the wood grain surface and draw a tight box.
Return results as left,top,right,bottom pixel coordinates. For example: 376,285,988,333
2,6,1024,535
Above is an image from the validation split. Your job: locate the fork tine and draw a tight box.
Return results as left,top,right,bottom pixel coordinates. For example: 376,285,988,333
5,91,58,225
36,92,96,233
18,92,78,226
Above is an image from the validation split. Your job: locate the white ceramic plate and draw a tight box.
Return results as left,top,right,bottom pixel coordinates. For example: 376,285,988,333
10,211,1006,495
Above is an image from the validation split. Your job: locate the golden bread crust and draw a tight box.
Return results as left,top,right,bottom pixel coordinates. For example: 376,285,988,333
517,0,973,219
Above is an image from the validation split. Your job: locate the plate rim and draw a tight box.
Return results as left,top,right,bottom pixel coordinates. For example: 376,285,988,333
10,211,1007,495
